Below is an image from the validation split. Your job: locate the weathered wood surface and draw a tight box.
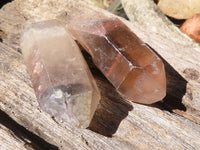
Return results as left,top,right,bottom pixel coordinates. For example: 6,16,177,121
0,123,27,150
0,0,200,149
0,109,59,150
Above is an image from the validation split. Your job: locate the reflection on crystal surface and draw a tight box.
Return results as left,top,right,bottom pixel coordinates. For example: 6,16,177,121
68,17,166,104
20,20,100,128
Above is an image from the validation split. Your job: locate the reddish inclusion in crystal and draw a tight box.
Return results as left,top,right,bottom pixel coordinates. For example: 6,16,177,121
68,18,166,104
25,47,47,96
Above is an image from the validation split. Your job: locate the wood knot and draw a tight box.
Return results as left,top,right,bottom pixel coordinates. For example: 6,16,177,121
183,68,200,81
186,85,193,101
0,29,7,42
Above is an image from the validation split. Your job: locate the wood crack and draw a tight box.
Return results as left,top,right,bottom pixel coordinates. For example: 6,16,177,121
0,109,59,150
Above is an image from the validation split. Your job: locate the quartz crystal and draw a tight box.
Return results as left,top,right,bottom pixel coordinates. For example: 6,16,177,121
68,17,166,104
20,20,100,128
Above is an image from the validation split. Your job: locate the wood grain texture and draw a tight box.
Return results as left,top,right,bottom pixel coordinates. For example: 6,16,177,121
0,109,59,150
0,0,200,149
0,124,27,150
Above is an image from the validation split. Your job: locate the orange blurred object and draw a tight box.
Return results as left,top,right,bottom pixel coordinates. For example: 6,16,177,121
180,14,200,43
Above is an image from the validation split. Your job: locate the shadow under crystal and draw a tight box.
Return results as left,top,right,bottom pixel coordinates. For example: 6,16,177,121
146,44,187,112
80,42,187,137
81,50,133,137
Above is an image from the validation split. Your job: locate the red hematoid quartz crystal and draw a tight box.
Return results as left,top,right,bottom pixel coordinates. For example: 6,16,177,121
68,17,166,104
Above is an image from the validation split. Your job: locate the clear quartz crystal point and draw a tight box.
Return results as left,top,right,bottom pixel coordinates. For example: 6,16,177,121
68,17,166,104
20,20,100,128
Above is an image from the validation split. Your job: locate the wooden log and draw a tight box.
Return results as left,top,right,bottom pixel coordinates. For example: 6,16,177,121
0,0,200,149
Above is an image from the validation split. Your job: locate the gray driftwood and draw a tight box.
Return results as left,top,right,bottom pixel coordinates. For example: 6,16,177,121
0,0,200,149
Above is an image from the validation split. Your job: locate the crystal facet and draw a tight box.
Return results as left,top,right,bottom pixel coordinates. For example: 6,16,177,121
20,20,100,128
68,17,166,104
